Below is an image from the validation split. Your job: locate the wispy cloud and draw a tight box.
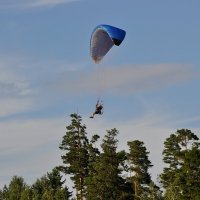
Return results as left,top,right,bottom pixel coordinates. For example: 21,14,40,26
0,54,84,117
0,53,198,118
52,63,198,95
0,117,65,187
0,0,78,10
24,0,78,8
85,112,200,182
0,106,199,187
0,111,175,187
0,98,33,118
0,65,33,98
0,57,37,117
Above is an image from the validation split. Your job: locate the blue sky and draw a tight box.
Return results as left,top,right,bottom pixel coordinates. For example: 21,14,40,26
0,0,200,188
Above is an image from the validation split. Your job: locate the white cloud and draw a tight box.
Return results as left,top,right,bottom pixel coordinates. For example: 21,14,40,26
0,68,33,98
0,54,86,117
0,53,198,118
0,98,33,117
0,55,199,187
0,57,37,117
0,111,200,187
29,0,78,7
85,112,200,182
53,63,198,95
0,0,78,9
0,118,64,155
0,117,66,187
0,113,170,187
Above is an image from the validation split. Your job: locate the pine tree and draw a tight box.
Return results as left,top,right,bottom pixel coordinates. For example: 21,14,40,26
160,133,180,189
85,134,100,199
41,190,54,200
1,185,9,200
160,129,200,199
171,146,200,200
31,169,71,200
6,176,27,200
59,113,89,200
54,186,72,200
0,190,2,200
46,168,65,193
147,181,163,200
86,128,131,200
20,186,32,200
127,140,153,199
32,175,49,199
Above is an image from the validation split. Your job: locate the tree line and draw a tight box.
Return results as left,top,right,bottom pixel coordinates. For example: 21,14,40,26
0,113,200,199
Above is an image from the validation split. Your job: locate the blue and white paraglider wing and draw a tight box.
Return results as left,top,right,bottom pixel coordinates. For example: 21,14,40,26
90,24,126,63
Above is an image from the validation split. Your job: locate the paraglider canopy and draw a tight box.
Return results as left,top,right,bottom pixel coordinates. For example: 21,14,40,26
90,24,126,63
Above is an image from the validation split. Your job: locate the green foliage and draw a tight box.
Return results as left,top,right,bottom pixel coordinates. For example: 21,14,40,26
32,168,72,200
46,168,65,191
20,186,32,200
32,175,49,199
160,129,200,199
1,113,200,200
127,140,153,199
0,185,9,200
86,128,132,200
0,169,71,200
59,113,89,199
147,181,163,200
87,134,100,176
54,187,72,200
7,176,27,200
41,190,54,200
85,134,100,199
86,129,121,199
